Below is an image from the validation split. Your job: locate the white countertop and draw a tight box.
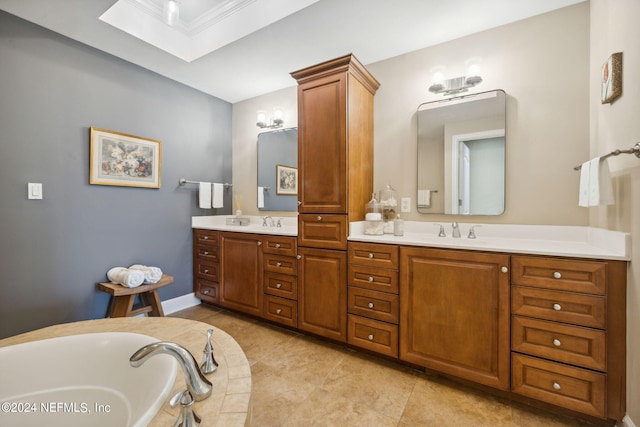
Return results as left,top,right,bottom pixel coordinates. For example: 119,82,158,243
191,216,631,261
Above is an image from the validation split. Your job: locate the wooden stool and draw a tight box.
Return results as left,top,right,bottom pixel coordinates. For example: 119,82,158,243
96,274,174,318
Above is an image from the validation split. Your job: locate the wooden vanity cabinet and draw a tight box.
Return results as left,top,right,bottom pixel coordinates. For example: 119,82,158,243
193,229,220,303
400,246,511,391
510,255,627,420
262,235,298,327
347,242,399,357
218,232,263,317
291,54,379,343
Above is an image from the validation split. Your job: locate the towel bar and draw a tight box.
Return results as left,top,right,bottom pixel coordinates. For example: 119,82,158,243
573,142,640,170
179,179,233,189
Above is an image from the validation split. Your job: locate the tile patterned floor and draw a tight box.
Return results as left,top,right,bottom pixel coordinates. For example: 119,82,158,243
171,304,597,427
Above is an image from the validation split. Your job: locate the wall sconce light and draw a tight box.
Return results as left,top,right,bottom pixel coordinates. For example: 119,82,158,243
429,63,483,96
163,0,179,26
256,109,284,129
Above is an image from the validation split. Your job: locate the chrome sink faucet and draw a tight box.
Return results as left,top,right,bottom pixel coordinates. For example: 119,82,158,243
263,216,275,227
451,222,461,238
130,341,212,401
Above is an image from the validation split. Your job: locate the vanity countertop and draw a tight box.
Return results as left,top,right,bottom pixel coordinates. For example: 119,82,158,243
0,317,252,427
349,221,631,261
192,215,297,236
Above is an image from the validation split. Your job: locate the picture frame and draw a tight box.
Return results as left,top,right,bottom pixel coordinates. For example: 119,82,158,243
90,127,162,188
601,52,622,104
276,164,297,195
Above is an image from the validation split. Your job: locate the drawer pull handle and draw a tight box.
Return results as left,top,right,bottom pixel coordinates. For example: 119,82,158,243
367,334,374,341
275,243,281,248
276,262,282,267
368,253,374,259
257,241,262,246
368,276,374,282
276,283,282,289
203,251,209,255
553,303,562,311
203,269,209,274
317,216,322,221
296,255,302,260
501,266,508,273
553,271,562,279
553,339,561,347
203,236,209,240
553,382,561,391
202,289,209,295
368,302,374,309
276,309,282,314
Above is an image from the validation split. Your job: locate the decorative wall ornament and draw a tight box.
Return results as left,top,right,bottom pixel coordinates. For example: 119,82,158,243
601,52,622,104
90,127,162,188
276,164,297,195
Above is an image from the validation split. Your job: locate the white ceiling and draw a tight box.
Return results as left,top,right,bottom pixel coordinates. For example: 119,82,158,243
0,0,585,103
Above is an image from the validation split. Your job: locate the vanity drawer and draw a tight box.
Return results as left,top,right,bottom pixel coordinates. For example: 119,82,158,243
348,242,399,269
348,315,398,358
512,316,606,371
298,214,347,250
195,261,219,282
348,287,399,324
263,235,297,257
193,229,219,246
512,353,605,418
348,265,398,294
512,286,605,328
264,254,297,276
195,279,219,304
195,244,219,262
511,256,606,295
263,295,297,327
264,271,297,300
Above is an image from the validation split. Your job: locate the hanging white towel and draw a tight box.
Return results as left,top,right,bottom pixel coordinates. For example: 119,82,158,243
588,157,614,206
418,189,431,208
212,183,224,208
578,161,591,207
257,186,265,208
199,182,212,209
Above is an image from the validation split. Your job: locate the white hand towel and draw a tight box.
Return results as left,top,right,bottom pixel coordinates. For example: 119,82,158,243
129,264,163,284
199,182,212,209
107,267,145,288
212,183,224,208
578,161,590,207
588,157,614,206
257,186,265,208
418,189,431,207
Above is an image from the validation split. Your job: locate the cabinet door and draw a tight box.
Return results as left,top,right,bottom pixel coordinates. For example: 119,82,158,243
298,247,347,342
400,247,510,390
297,73,347,213
220,232,263,317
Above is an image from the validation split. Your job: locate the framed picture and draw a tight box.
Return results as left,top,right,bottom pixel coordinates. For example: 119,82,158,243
276,164,297,195
90,127,161,188
601,52,622,104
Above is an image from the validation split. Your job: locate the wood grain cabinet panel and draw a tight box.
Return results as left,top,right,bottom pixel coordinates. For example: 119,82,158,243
511,256,606,295
348,287,399,324
219,232,263,317
348,315,398,358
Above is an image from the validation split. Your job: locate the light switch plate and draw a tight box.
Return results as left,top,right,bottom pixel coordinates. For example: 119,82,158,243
28,183,42,200
401,197,411,213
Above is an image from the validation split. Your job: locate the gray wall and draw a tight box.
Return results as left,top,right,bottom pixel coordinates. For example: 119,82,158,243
0,11,232,338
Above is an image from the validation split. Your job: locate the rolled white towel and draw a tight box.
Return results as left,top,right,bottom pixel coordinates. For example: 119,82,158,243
129,264,163,284
107,267,144,288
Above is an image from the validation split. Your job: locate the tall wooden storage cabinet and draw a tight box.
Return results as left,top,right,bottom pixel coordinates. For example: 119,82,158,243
291,54,379,342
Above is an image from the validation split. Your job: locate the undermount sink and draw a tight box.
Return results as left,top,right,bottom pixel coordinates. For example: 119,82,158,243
0,332,177,427
421,236,487,245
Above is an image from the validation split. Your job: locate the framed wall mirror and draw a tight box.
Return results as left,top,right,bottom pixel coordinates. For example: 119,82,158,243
257,128,298,211
417,90,506,215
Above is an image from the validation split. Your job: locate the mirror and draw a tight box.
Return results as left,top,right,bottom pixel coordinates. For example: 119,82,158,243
257,128,298,211
417,90,506,215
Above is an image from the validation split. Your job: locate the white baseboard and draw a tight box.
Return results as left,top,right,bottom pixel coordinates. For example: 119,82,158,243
162,292,201,315
623,415,637,427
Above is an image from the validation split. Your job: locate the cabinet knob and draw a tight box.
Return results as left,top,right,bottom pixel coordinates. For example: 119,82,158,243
276,262,282,267
296,255,302,260
553,271,562,279
553,339,561,347
368,253,374,259
552,382,561,391
203,251,209,255
203,269,209,274
368,302,374,309
368,276,374,282
367,334,374,341
276,283,282,289
297,201,301,206
317,216,323,221
203,236,209,240
553,303,562,311
275,243,281,248
257,241,262,246
501,266,508,273
276,309,282,314
202,289,209,295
